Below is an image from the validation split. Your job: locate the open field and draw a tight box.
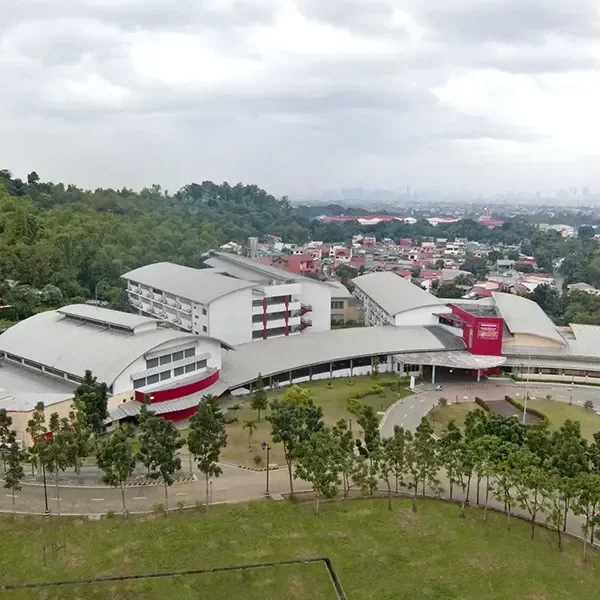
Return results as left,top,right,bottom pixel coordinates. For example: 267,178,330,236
1,498,599,599
3,562,338,600
526,399,600,440
219,376,411,468
427,399,600,440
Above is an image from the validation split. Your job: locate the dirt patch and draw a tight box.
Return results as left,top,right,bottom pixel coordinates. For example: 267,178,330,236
468,555,497,570
327,530,349,539
123,555,133,564
528,594,547,600
63,544,84,567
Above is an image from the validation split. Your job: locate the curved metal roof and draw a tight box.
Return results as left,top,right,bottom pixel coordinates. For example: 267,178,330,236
492,292,565,345
0,309,216,387
352,272,443,316
122,262,256,304
221,325,463,388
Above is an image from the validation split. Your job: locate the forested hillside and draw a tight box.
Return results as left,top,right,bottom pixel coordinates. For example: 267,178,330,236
0,170,313,310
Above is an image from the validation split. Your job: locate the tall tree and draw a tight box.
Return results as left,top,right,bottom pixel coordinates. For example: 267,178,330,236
294,428,341,515
357,404,380,456
379,426,408,509
243,420,257,449
44,414,75,517
267,391,323,498
138,412,184,511
188,399,227,509
73,370,108,439
96,428,136,517
3,432,25,512
332,419,356,499
250,374,268,421
0,408,13,474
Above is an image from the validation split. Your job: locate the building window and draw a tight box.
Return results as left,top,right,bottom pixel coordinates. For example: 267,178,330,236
147,374,160,385
160,370,171,381
185,363,195,373
133,378,145,389
146,357,159,369
184,348,195,358
196,359,207,370
331,301,345,310
203,326,207,333
174,366,185,377
172,351,184,362
202,308,207,316
159,355,172,365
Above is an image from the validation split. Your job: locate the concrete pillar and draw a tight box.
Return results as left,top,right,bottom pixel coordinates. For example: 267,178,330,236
309,366,313,381
477,369,481,383
329,362,333,379
431,364,436,385
289,370,293,384
350,359,353,377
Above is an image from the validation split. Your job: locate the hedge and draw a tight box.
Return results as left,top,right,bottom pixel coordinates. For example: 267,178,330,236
474,396,492,412
504,395,549,424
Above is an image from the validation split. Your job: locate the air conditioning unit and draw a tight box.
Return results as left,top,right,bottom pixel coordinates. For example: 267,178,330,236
174,317,182,325
186,307,192,314
160,311,168,318
145,291,153,298
175,302,181,309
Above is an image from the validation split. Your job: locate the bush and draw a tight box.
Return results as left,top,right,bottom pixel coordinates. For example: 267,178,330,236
505,395,549,424
327,381,333,389
106,510,116,519
438,397,448,407
347,397,362,415
346,380,355,386
153,503,166,514
474,397,492,412
177,501,185,511
253,453,263,466
584,400,595,412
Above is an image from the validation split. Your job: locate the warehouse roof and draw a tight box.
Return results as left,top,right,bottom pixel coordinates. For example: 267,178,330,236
352,272,443,316
205,252,330,286
122,262,256,304
0,308,217,388
493,292,565,345
221,325,463,388
0,361,75,411
57,304,157,332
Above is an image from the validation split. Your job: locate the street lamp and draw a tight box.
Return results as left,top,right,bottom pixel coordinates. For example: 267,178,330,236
261,442,271,496
523,391,529,424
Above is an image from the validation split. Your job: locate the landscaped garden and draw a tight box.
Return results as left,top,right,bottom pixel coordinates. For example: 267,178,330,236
1,498,599,599
218,375,412,468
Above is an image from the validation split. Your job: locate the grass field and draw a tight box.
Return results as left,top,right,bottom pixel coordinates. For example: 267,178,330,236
427,399,600,440
1,499,599,599
219,376,411,468
3,562,338,600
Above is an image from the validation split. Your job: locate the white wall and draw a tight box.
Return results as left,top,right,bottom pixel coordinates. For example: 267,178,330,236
209,289,254,345
301,281,331,332
111,337,222,394
394,305,452,327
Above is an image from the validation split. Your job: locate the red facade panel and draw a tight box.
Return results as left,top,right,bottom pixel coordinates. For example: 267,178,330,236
451,305,504,356
134,370,220,403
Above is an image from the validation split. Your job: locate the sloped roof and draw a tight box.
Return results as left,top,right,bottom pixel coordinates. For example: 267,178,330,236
492,292,564,345
122,262,255,304
0,309,212,387
352,272,443,316
221,325,463,388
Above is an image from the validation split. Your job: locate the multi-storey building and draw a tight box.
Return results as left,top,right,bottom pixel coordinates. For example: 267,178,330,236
123,254,332,346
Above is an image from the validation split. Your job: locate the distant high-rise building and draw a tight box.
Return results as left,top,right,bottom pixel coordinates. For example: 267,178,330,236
583,187,590,197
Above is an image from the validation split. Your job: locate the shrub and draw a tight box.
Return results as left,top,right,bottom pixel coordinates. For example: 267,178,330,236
153,503,166,514
474,397,491,412
327,381,333,389
584,400,595,412
347,397,362,415
438,397,448,407
253,453,263,466
106,510,116,519
177,501,185,511
346,380,355,386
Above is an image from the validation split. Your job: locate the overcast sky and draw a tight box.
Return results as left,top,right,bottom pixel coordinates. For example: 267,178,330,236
2,0,600,197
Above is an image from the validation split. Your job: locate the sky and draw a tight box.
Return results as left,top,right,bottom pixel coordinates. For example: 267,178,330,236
1,0,600,197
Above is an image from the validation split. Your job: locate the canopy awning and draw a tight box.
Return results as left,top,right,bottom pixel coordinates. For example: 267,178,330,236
394,350,506,370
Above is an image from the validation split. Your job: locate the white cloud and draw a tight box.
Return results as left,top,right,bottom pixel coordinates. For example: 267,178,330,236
1,0,599,195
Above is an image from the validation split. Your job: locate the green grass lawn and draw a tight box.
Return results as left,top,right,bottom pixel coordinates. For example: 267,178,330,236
428,402,479,436
1,499,599,599
219,376,412,468
526,399,600,440
427,399,600,440
3,562,337,600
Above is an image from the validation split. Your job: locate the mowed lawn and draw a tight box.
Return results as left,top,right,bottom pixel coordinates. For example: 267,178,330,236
219,376,412,468
1,499,599,600
427,399,600,440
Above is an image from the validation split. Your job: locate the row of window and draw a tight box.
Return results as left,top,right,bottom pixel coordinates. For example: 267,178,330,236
146,347,196,370
133,359,208,389
331,301,345,310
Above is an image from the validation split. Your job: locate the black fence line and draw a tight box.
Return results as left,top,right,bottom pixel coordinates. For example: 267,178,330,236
0,557,347,599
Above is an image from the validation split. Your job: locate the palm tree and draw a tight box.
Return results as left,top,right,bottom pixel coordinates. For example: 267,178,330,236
243,420,258,449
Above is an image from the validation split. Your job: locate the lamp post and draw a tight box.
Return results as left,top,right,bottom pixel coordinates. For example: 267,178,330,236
523,391,529,424
41,459,49,515
261,442,271,496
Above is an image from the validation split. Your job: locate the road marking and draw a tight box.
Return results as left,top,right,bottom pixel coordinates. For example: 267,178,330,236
51,498,61,501
175,492,187,496
133,496,146,500
6,494,17,498
403,413,407,418
91,498,104,502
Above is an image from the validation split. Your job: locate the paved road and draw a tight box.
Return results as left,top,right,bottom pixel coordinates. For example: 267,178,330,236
3,381,600,522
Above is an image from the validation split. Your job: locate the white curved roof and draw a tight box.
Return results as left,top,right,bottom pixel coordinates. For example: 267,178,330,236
0,309,211,387
122,262,256,304
352,272,443,316
492,292,564,345
221,325,462,388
